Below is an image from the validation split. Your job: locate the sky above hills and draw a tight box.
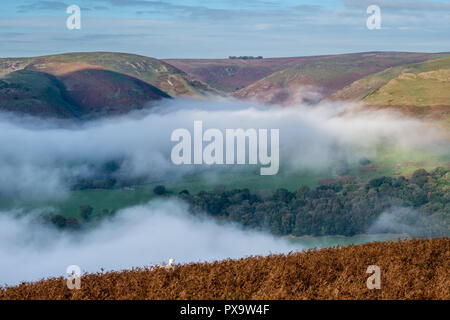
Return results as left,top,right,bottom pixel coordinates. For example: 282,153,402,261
1,0,449,58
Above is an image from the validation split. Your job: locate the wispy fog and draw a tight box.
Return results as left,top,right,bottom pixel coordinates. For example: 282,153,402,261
0,98,446,203
368,207,448,237
0,199,298,286
0,97,448,286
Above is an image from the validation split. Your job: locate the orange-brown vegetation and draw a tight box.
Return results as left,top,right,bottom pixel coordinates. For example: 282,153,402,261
1,238,448,300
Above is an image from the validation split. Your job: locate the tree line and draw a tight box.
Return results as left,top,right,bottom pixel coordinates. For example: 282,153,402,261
47,167,449,237
178,167,449,237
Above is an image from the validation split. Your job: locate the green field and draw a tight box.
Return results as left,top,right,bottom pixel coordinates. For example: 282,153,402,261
15,169,330,218
2,141,447,219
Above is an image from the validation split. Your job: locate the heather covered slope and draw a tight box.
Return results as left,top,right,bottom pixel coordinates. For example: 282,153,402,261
0,70,85,118
2,52,215,98
1,238,448,300
1,51,448,119
0,68,171,118
0,52,215,118
233,52,450,105
165,52,448,99
164,56,303,92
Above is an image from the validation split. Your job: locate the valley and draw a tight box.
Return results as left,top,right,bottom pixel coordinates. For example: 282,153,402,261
0,50,448,291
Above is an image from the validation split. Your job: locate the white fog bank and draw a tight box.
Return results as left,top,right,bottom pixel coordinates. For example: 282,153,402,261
0,98,447,202
0,199,298,286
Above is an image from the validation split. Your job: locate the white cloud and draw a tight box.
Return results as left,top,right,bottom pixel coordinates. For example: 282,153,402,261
0,97,446,203
0,199,298,285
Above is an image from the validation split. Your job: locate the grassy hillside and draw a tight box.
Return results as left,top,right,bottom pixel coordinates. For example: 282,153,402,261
165,52,448,102
365,70,450,106
330,56,450,120
0,68,171,118
234,52,450,105
0,70,84,118
0,52,215,118
25,52,214,98
1,52,448,118
1,238,448,300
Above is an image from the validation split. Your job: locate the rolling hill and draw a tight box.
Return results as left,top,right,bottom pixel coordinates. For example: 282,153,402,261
330,56,450,120
1,238,448,300
165,52,449,101
232,52,450,105
1,51,449,119
0,52,215,119
164,56,307,92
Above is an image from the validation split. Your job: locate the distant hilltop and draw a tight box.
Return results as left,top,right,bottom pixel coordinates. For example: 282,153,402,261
0,52,216,119
229,56,263,60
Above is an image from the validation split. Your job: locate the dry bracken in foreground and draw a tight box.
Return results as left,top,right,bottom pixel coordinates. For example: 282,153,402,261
1,238,448,300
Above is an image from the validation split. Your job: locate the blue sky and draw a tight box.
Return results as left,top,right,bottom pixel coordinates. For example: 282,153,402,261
0,0,449,58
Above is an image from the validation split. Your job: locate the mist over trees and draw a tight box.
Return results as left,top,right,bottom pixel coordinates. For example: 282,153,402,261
48,168,449,238
179,168,449,237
